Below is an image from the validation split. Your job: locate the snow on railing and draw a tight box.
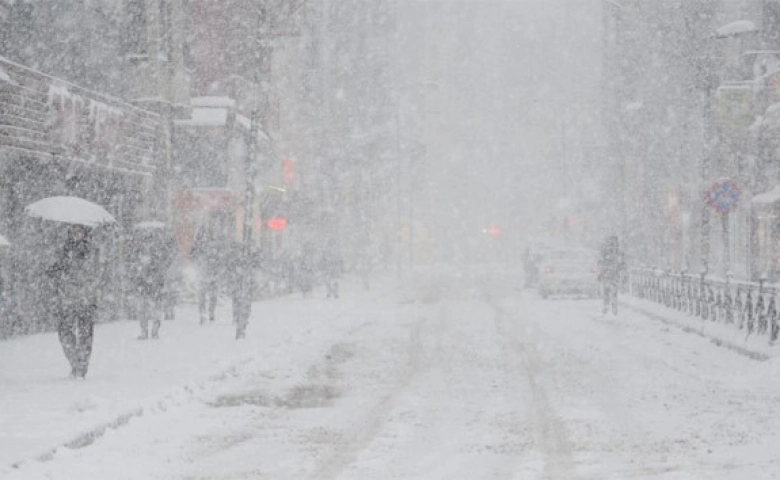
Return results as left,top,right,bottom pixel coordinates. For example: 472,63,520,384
629,269,780,342
0,56,159,175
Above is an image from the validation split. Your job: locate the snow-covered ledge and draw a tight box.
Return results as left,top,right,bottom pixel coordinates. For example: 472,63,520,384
0,64,17,86
716,19,758,38
752,184,780,205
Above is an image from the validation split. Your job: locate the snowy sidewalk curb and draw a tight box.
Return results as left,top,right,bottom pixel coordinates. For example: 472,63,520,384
622,297,779,361
9,355,260,471
5,293,375,474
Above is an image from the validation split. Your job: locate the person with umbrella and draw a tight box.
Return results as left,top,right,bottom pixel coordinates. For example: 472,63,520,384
25,196,115,378
46,225,101,378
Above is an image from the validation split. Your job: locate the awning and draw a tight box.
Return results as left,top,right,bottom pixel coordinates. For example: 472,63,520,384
752,185,780,205
716,20,758,38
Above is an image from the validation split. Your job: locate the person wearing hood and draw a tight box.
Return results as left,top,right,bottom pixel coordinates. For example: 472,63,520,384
47,225,100,379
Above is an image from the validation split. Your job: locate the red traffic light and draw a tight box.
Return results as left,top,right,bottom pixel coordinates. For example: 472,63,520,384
267,217,287,231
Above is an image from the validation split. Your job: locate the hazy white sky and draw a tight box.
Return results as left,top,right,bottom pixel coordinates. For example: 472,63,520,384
398,0,602,246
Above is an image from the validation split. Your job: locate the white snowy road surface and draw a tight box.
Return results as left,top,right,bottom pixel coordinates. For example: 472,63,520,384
5,271,780,479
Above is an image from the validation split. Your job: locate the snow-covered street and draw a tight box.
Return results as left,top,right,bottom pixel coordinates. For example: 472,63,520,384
6,270,780,479
7,0,780,478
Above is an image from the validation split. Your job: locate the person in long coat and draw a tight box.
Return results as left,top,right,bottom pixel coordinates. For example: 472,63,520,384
191,221,223,324
227,240,254,339
162,240,182,322
47,225,100,378
128,227,175,339
320,241,344,299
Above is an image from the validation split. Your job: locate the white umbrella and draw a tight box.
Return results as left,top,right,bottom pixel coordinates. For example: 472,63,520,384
25,196,116,228
0,234,10,247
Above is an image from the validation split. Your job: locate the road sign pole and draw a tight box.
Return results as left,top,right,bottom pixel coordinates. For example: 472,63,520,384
702,187,710,275
706,179,741,278
722,213,730,277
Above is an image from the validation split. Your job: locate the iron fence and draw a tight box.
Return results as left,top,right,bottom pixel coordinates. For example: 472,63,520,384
629,269,780,342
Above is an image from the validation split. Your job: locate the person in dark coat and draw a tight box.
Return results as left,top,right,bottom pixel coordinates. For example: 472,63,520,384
191,220,223,324
523,248,539,288
227,240,253,339
320,241,344,299
162,241,182,322
295,244,316,297
598,235,626,315
128,226,175,339
47,225,100,379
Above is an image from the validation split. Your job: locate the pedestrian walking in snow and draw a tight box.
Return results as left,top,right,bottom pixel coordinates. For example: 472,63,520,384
296,244,316,297
227,240,254,339
598,235,625,315
523,248,539,288
162,246,182,322
321,241,344,299
128,223,175,339
47,226,100,378
0,261,5,318
355,244,372,291
191,220,223,324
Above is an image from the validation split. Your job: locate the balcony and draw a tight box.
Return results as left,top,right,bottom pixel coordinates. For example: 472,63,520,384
0,56,159,176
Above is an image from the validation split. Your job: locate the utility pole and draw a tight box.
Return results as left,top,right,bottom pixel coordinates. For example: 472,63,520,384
236,0,305,337
237,2,271,339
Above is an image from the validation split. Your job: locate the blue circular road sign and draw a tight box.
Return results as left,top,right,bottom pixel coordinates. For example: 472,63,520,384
707,178,741,215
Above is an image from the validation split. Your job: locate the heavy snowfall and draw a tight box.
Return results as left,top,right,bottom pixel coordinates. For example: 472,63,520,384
3,0,780,479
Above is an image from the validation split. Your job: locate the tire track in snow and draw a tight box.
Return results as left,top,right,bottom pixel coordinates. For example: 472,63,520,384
308,312,428,480
490,296,576,479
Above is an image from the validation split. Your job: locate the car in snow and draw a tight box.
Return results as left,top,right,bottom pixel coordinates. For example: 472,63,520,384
537,247,599,298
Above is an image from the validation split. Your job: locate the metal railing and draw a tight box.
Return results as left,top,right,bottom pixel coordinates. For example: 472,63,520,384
0,56,158,175
629,269,780,342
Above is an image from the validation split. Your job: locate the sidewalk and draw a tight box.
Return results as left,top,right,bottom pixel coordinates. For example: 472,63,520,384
622,296,780,361
0,277,387,473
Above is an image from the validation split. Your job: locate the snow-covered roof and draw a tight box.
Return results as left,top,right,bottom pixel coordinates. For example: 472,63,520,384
767,102,780,116
625,101,643,112
716,20,758,37
717,81,755,91
134,221,167,230
0,64,16,86
755,103,780,132
190,96,237,108
175,107,229,127
744,50,780,56
750,115,764,132
236,114,271,143
752,185,780,205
